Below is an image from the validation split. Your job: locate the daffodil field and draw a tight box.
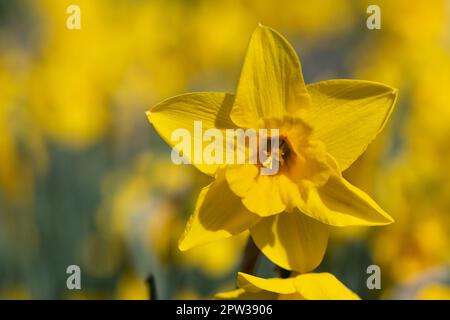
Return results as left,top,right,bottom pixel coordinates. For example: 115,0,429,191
0,0,449,300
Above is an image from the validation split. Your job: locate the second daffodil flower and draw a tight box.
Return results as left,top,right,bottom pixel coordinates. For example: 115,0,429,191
215,272,360,300
147,25,397,273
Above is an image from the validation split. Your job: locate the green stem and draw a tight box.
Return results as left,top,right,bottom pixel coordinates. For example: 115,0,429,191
240,237,260,275
276,267,291,279
147,274,157,300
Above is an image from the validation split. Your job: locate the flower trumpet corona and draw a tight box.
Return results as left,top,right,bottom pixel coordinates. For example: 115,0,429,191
215,272,360,300
147,25,397,272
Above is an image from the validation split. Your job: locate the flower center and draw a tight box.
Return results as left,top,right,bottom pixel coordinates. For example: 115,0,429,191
279,137,292,164
260,136,294,173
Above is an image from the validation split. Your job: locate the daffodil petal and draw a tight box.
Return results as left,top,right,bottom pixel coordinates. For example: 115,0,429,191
294,273,360,300
302,175,394,227
225,165,302,216
250,211,329,272
231,24,311,128
214,288,248,299
225,164,285,216
178,170,260,251
237,272,297,294
214,288,278,300
305,80,398,170
147,92,237,176
240,175,288,216
225,164,260,198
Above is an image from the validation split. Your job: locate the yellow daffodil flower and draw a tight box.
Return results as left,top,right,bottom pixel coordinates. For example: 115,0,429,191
215,272,360,300
147,25,397,272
